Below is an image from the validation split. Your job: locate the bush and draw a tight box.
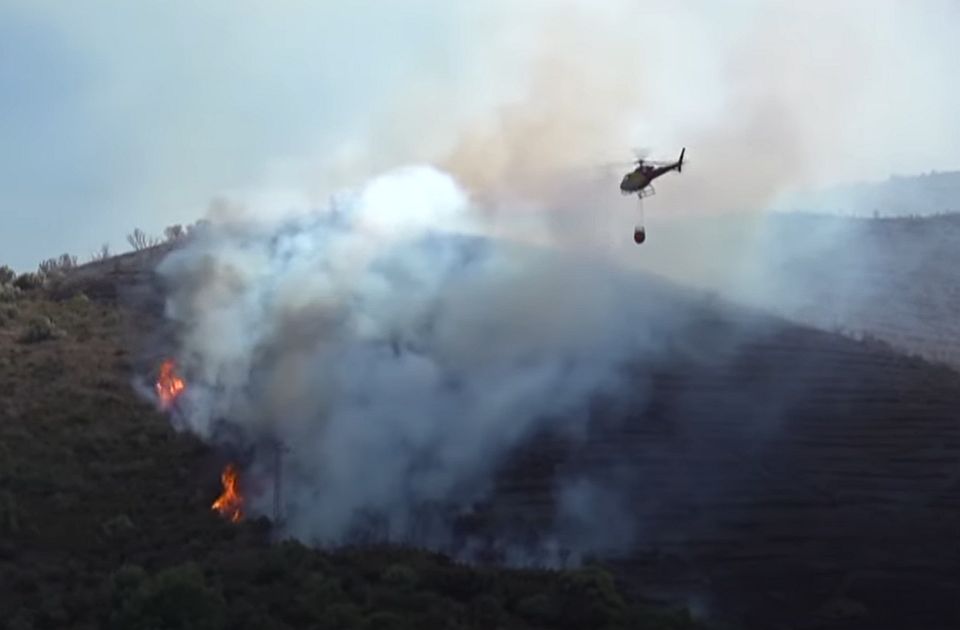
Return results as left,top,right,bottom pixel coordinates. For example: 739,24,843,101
101,514,136,540
363,611,406,630
7,609,35,630
557,567,626,628
19,316,64,343
127,228,162,251
380,563,418,588
0,490,22,534
0,283,20,302
518,592,562,624
90,243,111,262
110,563,226,630
13,272,43,291
0,264,15,285
38,253,77,276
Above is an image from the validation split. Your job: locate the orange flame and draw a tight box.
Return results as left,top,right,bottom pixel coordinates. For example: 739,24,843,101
211,463,244,523
155,359,185,410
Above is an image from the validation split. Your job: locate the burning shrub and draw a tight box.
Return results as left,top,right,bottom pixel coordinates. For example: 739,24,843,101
19,315,65,343
155,359,186,410
13,272,43,291
0,264,14,285
211,463,243,522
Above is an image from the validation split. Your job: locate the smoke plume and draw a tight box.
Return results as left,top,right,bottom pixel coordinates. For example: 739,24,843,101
157,165,689,558
142,0,960,564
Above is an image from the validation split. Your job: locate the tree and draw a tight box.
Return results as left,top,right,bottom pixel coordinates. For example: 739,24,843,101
0,265,14,285
164,225,185,242
90,243,111,262
38,253,77,276
110,563,226,630
127,229,162,251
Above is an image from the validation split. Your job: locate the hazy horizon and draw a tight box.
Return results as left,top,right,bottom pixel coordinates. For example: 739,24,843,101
3,0,960,271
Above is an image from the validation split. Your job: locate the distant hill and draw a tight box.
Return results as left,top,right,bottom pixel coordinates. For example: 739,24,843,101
778,171,960,217
642,211,960,370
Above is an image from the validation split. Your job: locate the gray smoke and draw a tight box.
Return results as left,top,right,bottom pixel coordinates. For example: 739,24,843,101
157,165,679,558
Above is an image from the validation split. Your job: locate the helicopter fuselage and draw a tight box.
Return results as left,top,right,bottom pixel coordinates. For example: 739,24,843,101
619,162,680,195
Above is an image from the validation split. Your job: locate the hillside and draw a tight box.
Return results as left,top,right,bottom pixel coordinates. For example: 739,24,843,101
0,275,700,630
779,171,960,217
6,242,960,630
643,211,960,370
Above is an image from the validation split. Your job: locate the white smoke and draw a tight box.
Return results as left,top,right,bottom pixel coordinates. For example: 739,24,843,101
157,165,679,556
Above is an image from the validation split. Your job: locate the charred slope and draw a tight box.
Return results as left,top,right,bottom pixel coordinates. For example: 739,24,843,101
483,301,960,629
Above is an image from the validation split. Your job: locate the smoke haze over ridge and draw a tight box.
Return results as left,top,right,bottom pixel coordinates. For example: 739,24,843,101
3,1,960,269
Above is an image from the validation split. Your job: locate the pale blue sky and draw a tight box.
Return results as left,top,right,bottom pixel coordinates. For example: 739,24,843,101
2,1,959,270
1,1,473,269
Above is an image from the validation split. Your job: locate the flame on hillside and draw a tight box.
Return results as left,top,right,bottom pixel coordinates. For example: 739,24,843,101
155,359,185,410
211,463,244,523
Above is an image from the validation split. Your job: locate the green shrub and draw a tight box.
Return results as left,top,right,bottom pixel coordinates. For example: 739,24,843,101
516,592,560,625
13,272,43,291
7,609,35,630
0,303,19,327
558,566,627,628
101,514,136,539
0,283,20,302
38,253,77,276
0,264,15,285
364,611,406,630
380,563,418,588
19,316,64,343
110,563,226,630
469,594,506,626
0,490,21,534
313,603,364,630
110,564,148,598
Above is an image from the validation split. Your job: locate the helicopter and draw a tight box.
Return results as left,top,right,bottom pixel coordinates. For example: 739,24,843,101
620,147,685,197
616,147,685,244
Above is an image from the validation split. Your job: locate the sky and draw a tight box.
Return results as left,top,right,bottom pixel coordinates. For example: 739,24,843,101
2,0,960,270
